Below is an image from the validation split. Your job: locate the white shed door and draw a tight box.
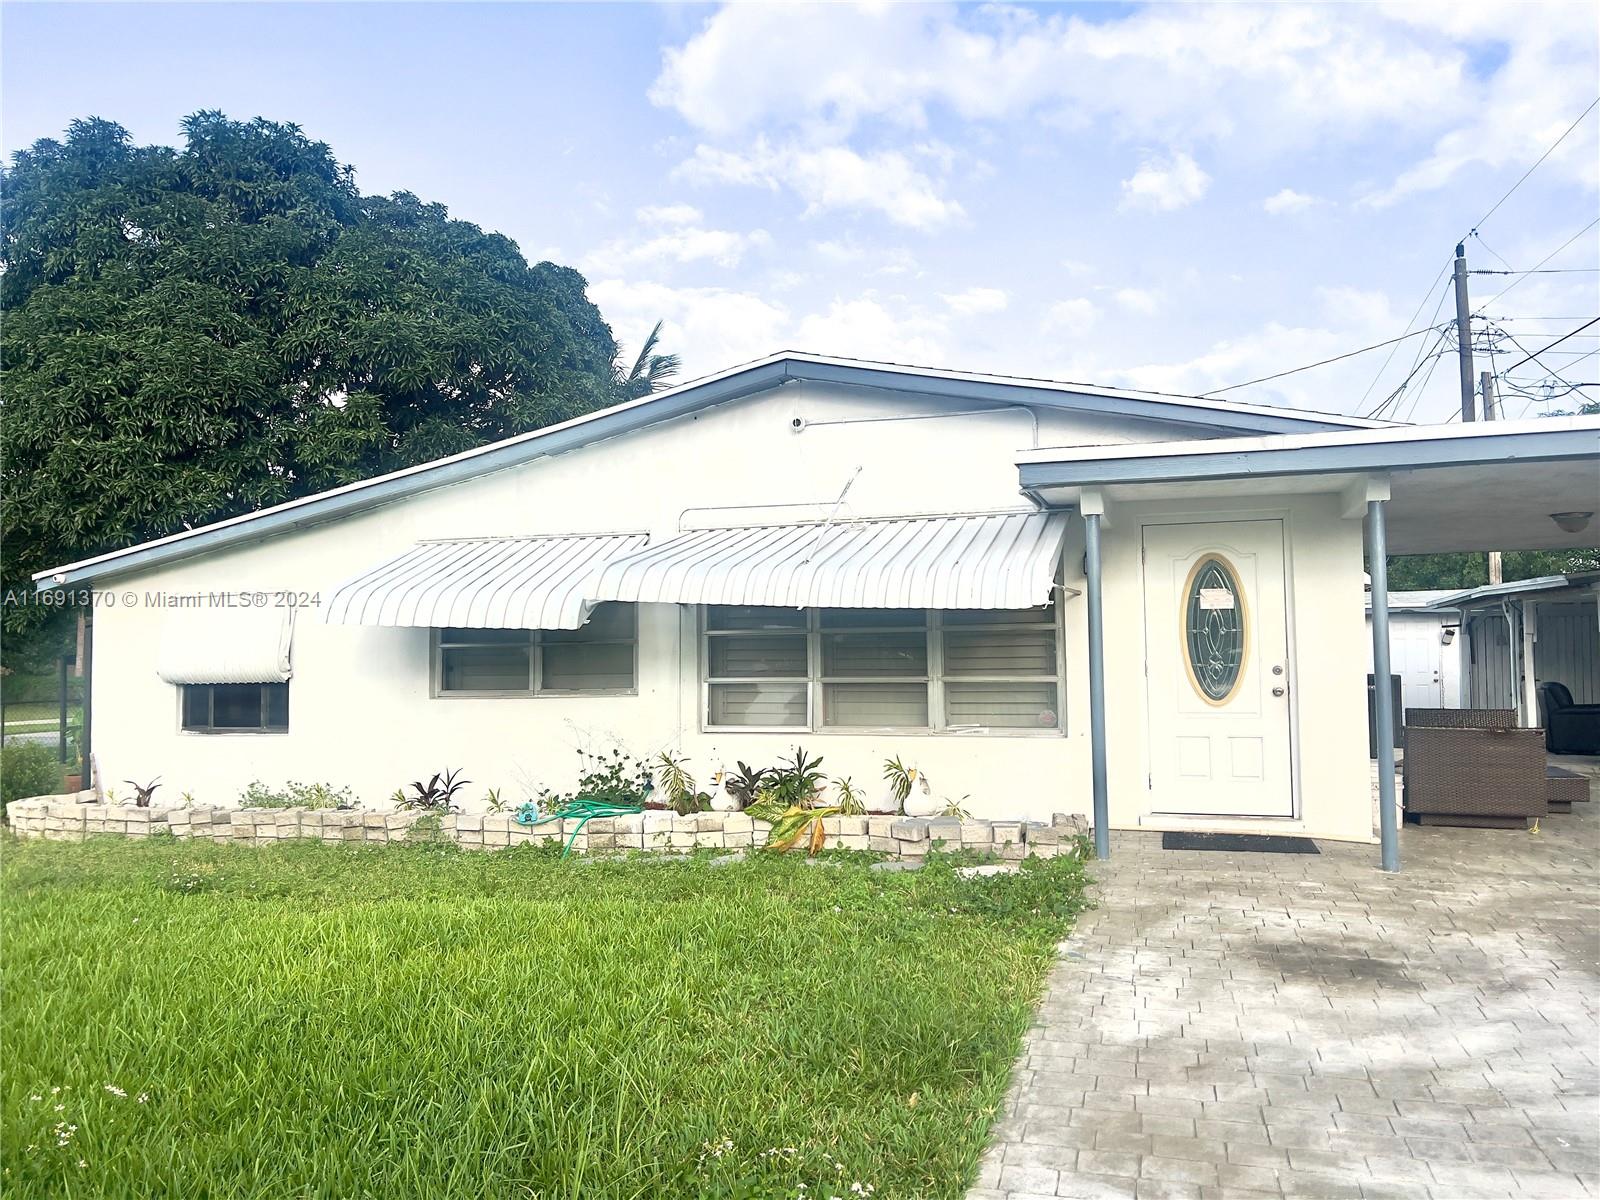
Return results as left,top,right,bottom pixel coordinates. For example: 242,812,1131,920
1389,620,1445,711
1143,520,1293,817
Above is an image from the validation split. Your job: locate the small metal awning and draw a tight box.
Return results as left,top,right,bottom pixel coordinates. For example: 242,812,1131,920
157,605,294,685
590,512,1071,610
325,533,648,630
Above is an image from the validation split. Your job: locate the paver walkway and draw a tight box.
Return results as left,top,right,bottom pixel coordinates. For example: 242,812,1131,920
973,764,1600,1200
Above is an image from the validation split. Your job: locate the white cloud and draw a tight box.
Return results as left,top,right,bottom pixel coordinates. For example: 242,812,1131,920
940,287,1008,316
1113,287,1161,315
1263,187,1320,214
584,226,771,274
1042,298,1100,331
1120,151,1210,212
587,278,790,370
636,203,703,226
587,276,961,376
792,297,950,364
677,139,963,230
651,3,1596,205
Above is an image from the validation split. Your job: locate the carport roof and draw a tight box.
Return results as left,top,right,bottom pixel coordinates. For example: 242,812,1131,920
1017,416,1600,555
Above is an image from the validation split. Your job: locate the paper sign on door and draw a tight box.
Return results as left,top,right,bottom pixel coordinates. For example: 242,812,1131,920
1198,587,1235,610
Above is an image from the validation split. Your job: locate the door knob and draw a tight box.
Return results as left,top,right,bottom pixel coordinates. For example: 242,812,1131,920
1272,686,1286,697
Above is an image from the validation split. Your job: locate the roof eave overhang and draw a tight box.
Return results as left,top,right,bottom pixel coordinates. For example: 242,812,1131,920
1017,424,1600,492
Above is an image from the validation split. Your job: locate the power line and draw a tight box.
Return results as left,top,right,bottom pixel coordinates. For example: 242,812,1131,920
1470,268,1599,275
1358,259,1455,412
1372,328,1453,420
1201,326,1439,397
1466,96,1600,234
1500,317,1600,373
1476,216,1600,312
1470,230,1516,271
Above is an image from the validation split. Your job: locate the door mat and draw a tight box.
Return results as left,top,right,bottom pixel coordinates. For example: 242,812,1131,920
1161,831,1320,854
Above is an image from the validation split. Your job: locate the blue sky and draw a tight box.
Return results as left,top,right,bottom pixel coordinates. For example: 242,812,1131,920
4,1,1597,423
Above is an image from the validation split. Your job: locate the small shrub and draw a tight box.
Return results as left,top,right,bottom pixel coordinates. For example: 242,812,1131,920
1,742,62,805
834,776,865,816
540,749,652,811
123,777,162,807
722,762,769,810
400,769,469,813
766,746,825,808
240,780,356,810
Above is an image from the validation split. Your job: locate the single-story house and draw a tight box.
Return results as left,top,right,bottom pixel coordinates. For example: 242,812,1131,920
34,353,1600,868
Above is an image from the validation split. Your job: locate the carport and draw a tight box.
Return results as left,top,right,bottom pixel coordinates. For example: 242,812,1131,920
1017,415,1600,872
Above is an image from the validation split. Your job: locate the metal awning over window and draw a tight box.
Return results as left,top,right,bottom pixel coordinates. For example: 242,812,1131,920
325,533,648,630
591,512,1070,611
156,605,295,684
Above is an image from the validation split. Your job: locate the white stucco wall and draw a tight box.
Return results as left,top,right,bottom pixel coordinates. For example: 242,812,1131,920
82,381,1373,839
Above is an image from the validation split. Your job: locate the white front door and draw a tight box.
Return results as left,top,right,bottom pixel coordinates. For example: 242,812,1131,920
1142,519,1294,817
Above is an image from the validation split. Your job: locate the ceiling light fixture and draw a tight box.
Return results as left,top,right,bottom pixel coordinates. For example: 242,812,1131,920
1549,511,1594,534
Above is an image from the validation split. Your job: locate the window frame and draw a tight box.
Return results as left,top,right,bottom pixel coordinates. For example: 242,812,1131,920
700,605,1065,736
178,682,290,735
430,606,639,698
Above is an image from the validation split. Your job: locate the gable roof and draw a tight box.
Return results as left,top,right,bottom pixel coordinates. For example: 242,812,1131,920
34,351,1390,589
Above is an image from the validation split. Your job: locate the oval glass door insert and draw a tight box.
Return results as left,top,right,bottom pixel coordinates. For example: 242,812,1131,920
1183,555,1246,703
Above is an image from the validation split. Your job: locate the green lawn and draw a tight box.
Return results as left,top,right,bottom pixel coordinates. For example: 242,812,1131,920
2,835,1088,1199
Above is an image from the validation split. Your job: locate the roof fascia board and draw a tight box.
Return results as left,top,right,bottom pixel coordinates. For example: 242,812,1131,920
1430,572,1600,608
1017,424,1600,491
785,358,1368,434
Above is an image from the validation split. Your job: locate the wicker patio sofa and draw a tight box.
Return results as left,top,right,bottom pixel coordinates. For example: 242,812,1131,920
1402,708,1548,827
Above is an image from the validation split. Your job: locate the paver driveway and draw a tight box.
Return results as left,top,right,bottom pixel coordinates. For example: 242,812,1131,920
973,767,1599,1200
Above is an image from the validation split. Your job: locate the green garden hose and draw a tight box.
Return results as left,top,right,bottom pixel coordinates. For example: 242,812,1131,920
513,798,645,857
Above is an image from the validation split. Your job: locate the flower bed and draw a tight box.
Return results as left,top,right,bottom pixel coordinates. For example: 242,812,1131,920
5,794,1090,860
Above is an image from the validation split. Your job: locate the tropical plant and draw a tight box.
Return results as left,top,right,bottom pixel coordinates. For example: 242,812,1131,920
124,777,161,807
940,796,973,820
767,746,826,808
883,757,917,811
401,769,470,813
1,742,60,805
834,776,865,816
653,752,694,802
743,790,787,826
763,804,844,856
484,788,506,813
614,319,682,400
723,761,770,809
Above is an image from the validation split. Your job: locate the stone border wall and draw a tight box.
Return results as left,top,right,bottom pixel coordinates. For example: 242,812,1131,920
5,794,1088,860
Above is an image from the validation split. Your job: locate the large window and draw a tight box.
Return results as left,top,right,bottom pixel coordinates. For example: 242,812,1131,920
703,605,1061,733
435,603,636,695
181,683,289,733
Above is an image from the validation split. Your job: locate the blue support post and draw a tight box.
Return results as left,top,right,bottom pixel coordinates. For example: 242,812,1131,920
1084,511,1111,860
1367,500,1400,873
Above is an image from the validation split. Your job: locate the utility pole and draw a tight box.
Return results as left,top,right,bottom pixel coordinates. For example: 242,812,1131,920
1482,369,1503,584
1453,242,1476,422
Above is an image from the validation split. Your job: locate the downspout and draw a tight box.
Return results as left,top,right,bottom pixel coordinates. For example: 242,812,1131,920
1519,599,1539,726
1502,600,1521,722
1081,493,1110,860
1367,501,1400,873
